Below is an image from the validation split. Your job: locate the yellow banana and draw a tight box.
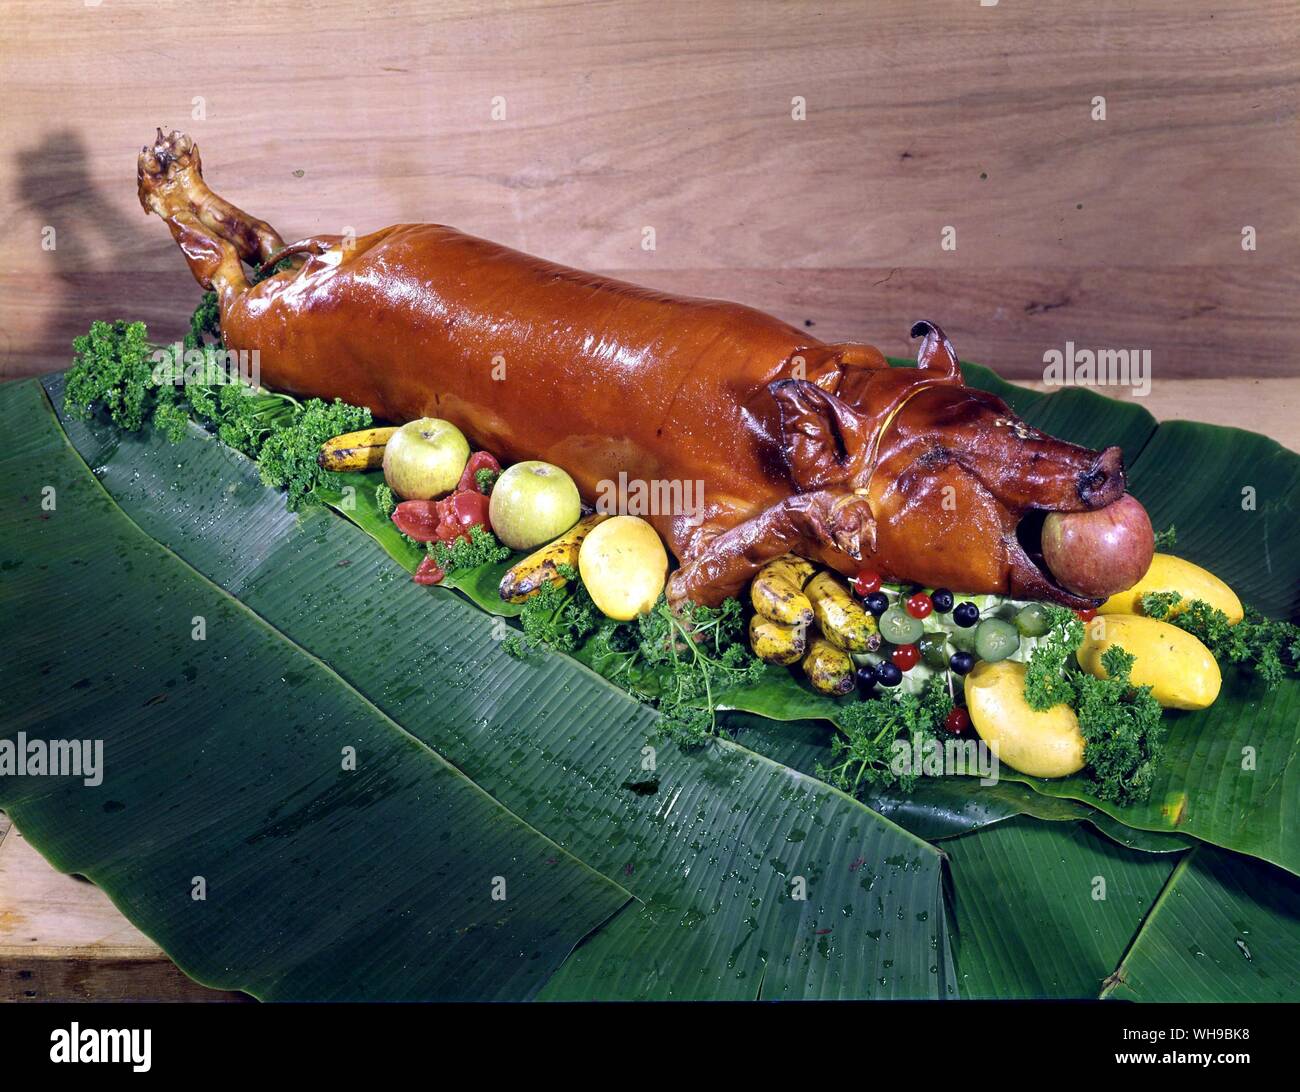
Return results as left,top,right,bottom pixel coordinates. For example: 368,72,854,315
499,514,607,603
749,615,808,665
317,427,400,472
805,571,879,653
750,554,816,625
802,636,856,695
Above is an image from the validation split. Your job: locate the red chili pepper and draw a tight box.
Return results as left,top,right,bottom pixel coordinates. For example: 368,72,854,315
945,707,971,735
391,500,443,542
413,556,445,585
457,451,501,494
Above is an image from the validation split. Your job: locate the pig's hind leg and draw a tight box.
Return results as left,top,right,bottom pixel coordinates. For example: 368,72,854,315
667,490,874,608
138,130,284,275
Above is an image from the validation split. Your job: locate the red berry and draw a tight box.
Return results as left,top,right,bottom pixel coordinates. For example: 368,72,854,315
945,707,971,734
1075,608,1098,622
891,643,919,671
905,592,933,619
852,570,882,597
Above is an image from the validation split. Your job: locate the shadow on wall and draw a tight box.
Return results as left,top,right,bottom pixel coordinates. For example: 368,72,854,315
8,129,172,378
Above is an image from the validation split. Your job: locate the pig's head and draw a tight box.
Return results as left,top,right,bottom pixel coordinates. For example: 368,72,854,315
768,320,1129,605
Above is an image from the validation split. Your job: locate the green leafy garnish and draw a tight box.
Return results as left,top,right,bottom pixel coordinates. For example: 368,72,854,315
255,397,372,509
1022,605,1085,711
64,320,158,432
1152,524,1177,551
474,467,500,494
429,524,511,573
622,597,764,746
1141,592,1299,688
1073,646,1164,806
1022,606,1163,804
507,590,763,747
375,483,396,518
820,675,953,794
65,314,370,511
503,570,603,656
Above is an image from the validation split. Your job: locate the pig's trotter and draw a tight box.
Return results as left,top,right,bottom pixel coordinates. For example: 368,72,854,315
667,490,875,608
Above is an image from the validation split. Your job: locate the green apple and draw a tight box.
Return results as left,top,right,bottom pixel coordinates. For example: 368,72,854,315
489,461,581,550
382,418,470,500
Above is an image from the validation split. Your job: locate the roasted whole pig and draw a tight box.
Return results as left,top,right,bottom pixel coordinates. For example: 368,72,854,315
138,130,1133,609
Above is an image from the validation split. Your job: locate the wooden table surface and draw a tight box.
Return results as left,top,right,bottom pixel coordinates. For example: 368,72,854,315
2,0,1296,383
2,377,1295,1002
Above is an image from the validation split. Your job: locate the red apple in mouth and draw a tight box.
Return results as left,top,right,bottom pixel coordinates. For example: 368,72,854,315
1040,493,1155,599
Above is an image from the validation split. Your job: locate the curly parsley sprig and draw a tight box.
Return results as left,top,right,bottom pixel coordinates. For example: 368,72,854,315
1141,592,1299,688
1022,606,1163,805
819,675,953,794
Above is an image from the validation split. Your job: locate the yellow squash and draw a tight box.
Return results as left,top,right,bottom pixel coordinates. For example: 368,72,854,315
1076,613,1221,710
317,426,400,472
750,555,816,625
804,571,879,653
1100,553,1243,624
499,514,606,603
749,615,808,665
965,660,1085,779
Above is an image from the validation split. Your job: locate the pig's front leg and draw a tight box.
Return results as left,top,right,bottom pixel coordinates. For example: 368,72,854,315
667,490,874,608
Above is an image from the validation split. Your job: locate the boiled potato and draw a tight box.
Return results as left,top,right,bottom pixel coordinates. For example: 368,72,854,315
965,660,1085,779
1075,613,1220,710
1100,553,1243,624
577,515,668,620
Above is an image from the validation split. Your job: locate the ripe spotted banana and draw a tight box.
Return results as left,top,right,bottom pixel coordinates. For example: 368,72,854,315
499,514,607,603
802,636,856,695
750,554,816,625
749,615,808,665
805,571,879,653
317,427,400,472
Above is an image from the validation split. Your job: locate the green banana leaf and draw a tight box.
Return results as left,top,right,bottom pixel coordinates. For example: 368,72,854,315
289,361,1298,875
724,712,1192,853
7,376,956,1000
321,371,1298,875
0,380,631,1001
1102,845,1300,1002
943,818,1181,999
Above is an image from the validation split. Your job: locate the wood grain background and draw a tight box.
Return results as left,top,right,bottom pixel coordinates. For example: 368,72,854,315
1,0,1296,382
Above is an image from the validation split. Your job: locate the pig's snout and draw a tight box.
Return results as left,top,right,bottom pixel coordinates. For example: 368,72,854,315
1078,445,1125,509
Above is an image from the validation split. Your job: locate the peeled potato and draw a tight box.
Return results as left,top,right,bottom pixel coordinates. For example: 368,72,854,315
1099,553,1243,624
1076,613,1220,711
965,660,1085,779
577,515,668,621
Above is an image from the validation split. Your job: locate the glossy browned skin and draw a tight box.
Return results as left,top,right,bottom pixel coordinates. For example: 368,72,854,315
138,131,1124,608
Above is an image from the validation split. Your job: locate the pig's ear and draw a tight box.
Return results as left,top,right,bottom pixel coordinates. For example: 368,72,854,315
769,379,866,491
911,320,962,381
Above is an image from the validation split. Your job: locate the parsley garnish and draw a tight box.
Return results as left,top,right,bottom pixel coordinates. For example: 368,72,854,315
1141,592,1299,688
